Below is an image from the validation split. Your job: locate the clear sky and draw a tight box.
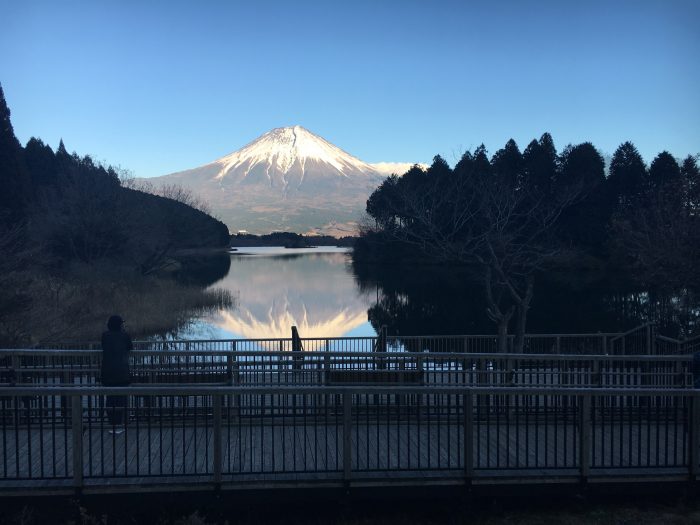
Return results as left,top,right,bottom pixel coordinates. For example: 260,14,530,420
1,0,698,177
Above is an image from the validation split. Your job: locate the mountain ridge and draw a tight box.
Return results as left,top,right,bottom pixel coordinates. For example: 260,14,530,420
145,126,426,235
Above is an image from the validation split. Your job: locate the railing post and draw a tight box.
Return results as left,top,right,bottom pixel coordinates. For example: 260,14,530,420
691,393,700,480
602,335,607,355
592,360,601,387
580,394,591,482
71,395,83,490
213,394,222,484
463,390,474,481
10,354,19,386
646,324,653,355
343,392,352,483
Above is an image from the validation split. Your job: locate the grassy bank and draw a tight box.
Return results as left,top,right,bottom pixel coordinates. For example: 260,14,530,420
0,263,233,345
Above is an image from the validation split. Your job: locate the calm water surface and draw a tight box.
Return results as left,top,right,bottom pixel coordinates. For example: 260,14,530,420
180,247,377,339
175,247,699,341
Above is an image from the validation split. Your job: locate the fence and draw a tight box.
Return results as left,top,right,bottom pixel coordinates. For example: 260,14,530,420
0,350,693,389
28,324,700,355
0,385,697,494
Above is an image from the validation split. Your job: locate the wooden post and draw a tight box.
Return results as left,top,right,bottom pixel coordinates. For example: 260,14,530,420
323,340,330,386
343,392,352,482
691,393,700,479
580,394,591,481
292,326,303,372
375,326,387,371
10,355,19,386
592,360,601,387
463,390,474,480
71,395,83,489
226,354,234,386
231,341,240,421
506,359,514,417
213,395,222,484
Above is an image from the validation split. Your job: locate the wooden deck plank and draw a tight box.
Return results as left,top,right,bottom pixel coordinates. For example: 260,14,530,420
0,417,692,488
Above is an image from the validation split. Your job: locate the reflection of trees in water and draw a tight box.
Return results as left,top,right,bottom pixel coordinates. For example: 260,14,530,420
172,253,231,287
352,262,700,338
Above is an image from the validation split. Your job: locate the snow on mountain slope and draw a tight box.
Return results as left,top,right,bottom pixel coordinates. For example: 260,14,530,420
370,161,428,176
146,126,423,235
213,126,379,181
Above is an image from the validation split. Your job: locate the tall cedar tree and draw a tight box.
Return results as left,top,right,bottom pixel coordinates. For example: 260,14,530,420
0,84,30,225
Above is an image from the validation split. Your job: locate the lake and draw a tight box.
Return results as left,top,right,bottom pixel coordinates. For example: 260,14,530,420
179,247,378,339
175,247,699,341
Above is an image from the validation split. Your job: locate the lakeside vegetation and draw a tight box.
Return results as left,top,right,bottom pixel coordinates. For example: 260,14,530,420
355,135,699,347
0,84,233,346
231,231,355,248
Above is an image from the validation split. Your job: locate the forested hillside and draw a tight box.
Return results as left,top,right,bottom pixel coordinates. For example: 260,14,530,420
0,84,231,345
356,134,699,350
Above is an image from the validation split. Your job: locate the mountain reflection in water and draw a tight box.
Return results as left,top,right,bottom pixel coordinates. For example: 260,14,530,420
181,248,376,339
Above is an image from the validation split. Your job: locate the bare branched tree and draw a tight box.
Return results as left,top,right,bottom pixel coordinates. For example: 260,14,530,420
611,185,699,288
157,184,212,215
377,172,581,351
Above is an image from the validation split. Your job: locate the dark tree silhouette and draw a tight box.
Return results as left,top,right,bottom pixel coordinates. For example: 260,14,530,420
557,142,607,252
607,142,647,207
522,133,557,194
0,84,30,225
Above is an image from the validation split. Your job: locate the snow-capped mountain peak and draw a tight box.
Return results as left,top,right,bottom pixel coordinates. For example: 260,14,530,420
213,126,378,180
147,126,424,235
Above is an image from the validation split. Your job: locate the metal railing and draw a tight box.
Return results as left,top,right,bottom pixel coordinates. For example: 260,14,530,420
0,350,693,389
0,385,697,492
29,324,700,355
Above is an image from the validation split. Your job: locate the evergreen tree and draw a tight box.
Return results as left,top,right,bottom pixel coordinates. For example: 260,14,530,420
607,142,646,206
522,133,558,194
557,143,607,253
491,139,522,189
471,145,492,178
648,151,680,192
0,83,30,225
24,138,57,191
680,155,699,212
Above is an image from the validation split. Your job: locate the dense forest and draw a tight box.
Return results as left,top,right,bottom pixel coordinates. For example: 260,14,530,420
356,134,699,350
0,84,231,346
231,232,356,248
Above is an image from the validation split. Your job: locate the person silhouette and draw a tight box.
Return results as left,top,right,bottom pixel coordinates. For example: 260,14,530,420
101,315,133,433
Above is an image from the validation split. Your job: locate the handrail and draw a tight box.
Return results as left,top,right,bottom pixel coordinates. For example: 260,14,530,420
31,331,632,349
0,348,694,361
608,322,655,343
1,383,697,492
684,334,700,345
0,384,696,397
2,348,695,359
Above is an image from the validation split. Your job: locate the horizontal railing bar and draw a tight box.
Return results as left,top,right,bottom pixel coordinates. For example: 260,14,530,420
0,385,697,397
0,349,693,361
30,331,635,347
609,322,655,343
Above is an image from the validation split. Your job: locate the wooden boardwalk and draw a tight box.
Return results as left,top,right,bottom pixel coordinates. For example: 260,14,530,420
0,420,691,490
0,384,697,495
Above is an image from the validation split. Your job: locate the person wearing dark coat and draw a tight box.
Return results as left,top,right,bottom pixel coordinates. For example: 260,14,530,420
101,315,133,431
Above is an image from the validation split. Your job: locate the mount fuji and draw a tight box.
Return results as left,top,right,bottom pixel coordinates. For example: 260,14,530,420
145,126,424,236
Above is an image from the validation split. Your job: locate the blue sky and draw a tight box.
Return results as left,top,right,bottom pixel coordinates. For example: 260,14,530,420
1,0,698,177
